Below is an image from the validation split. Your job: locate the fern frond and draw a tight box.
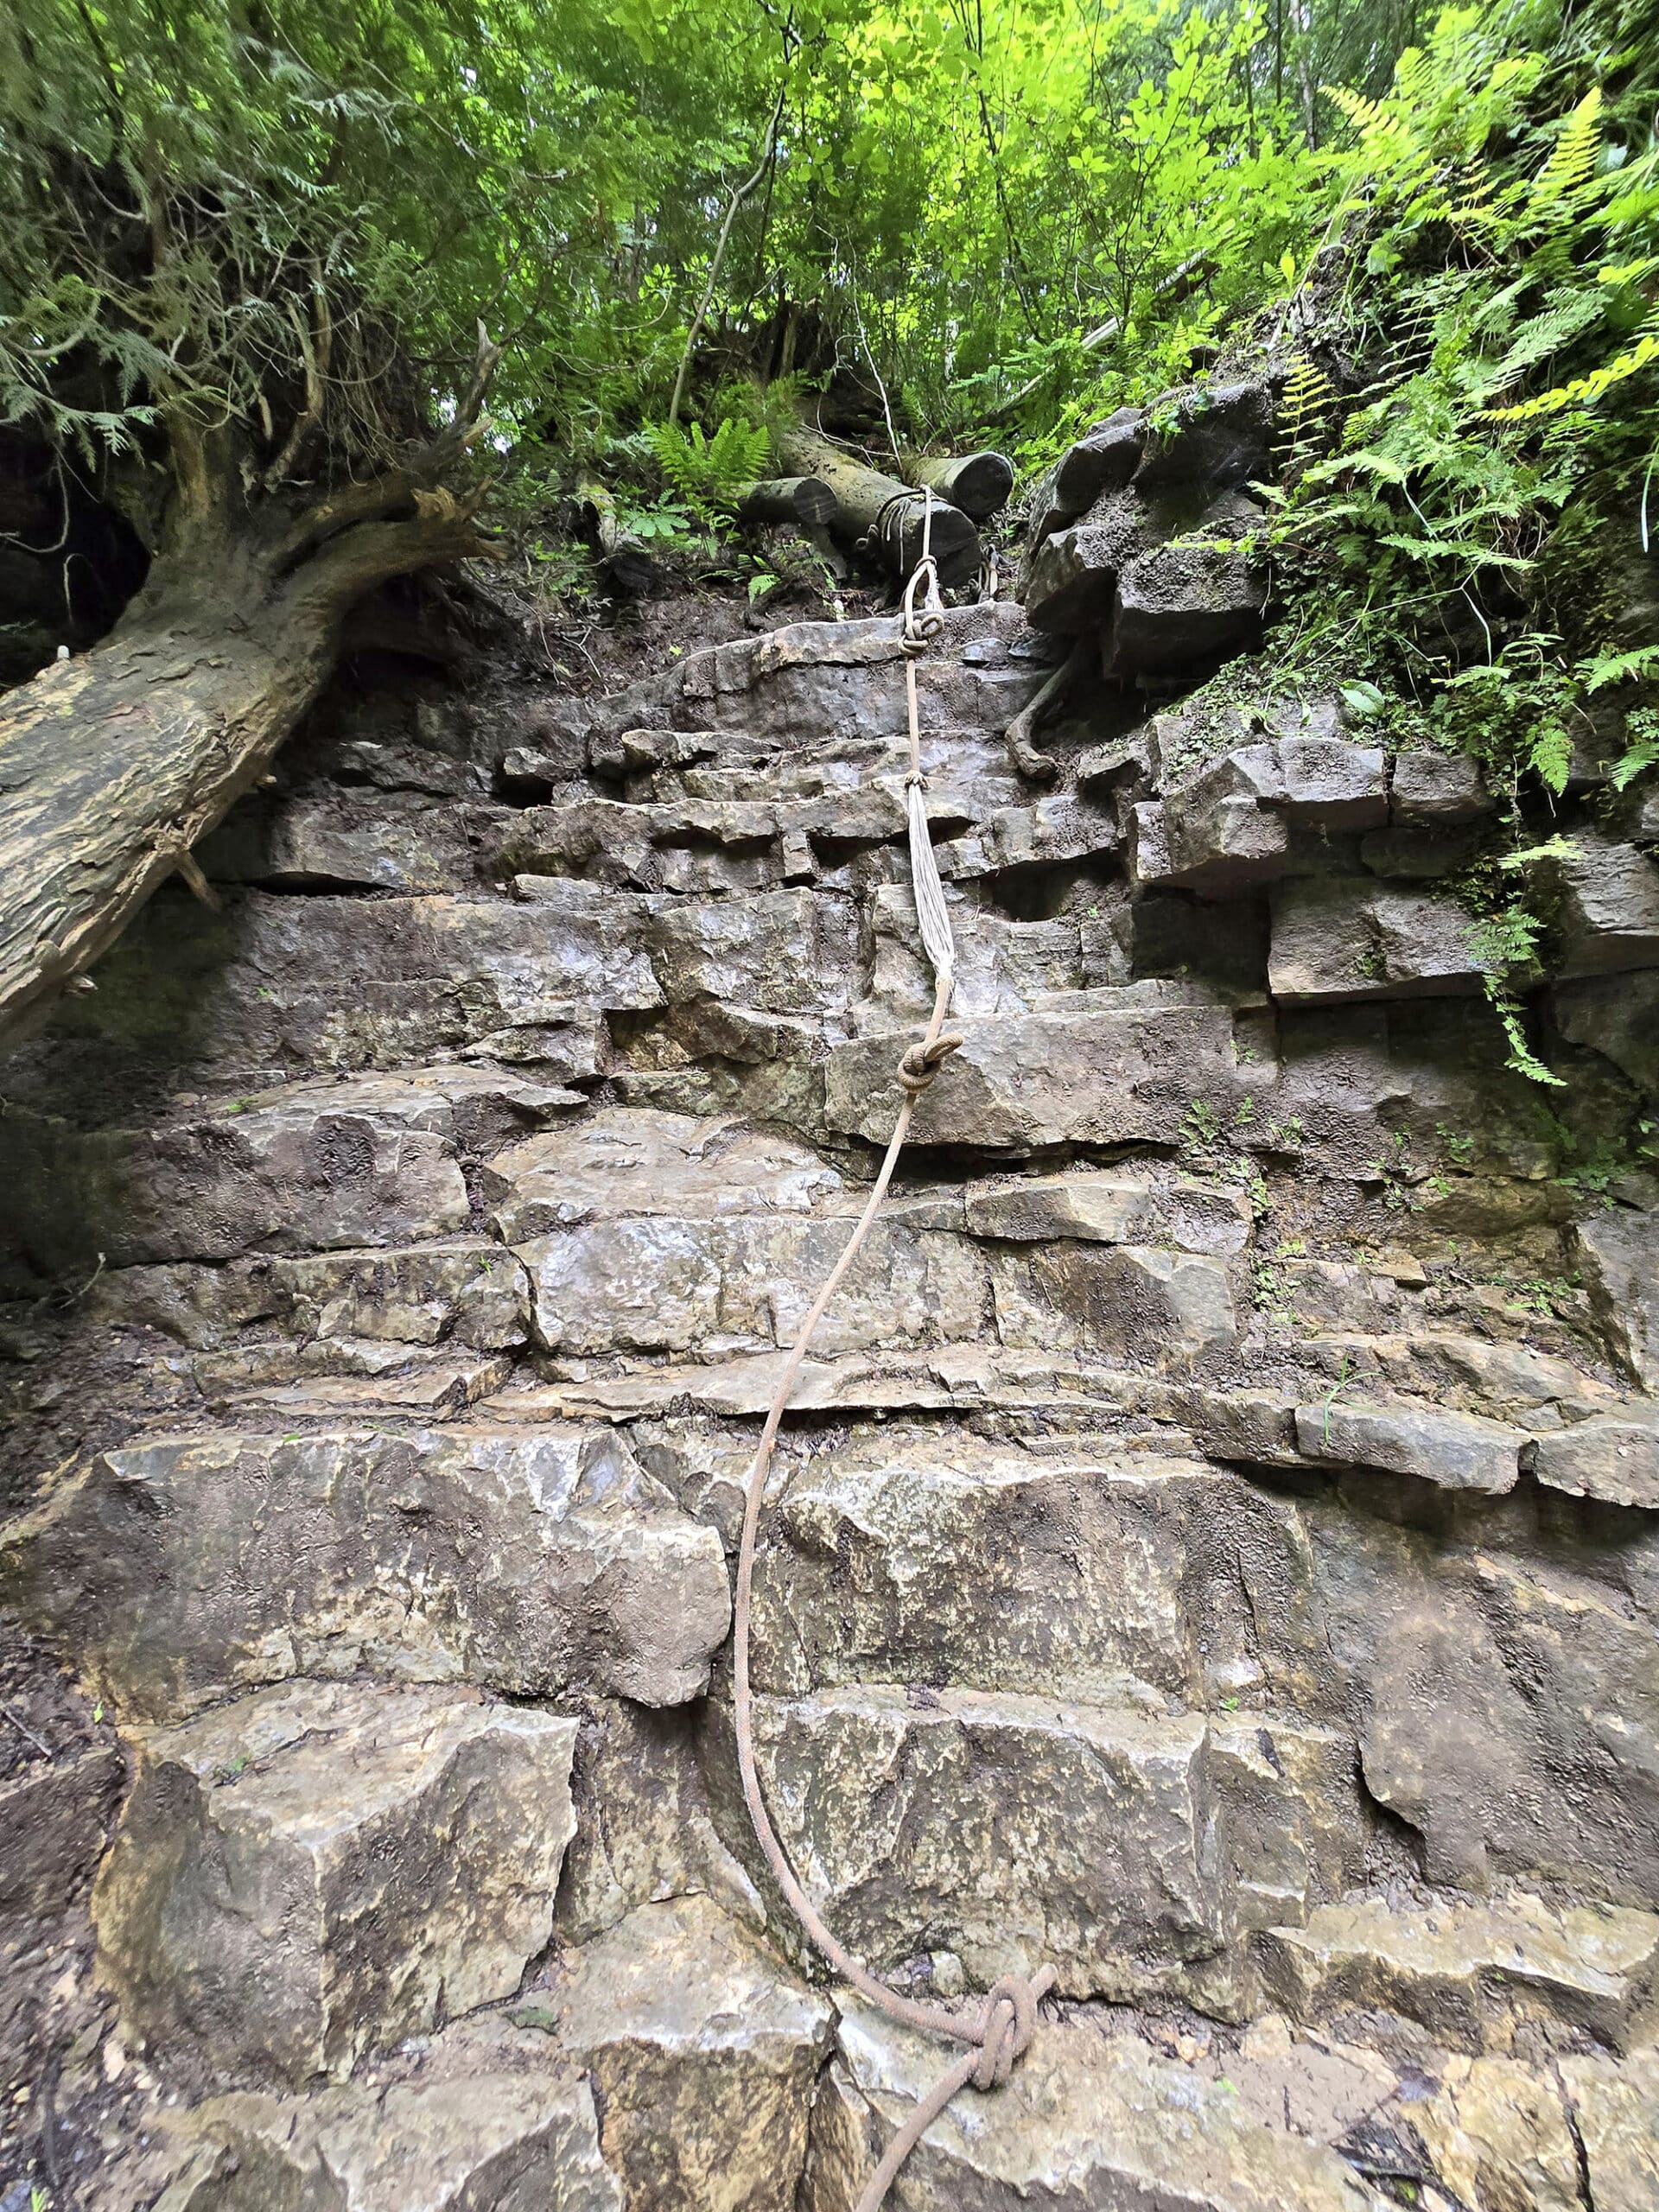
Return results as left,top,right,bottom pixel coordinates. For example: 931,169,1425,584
1275,352,1335,473
1485,327,1659,421
1581,644,1659,692
1529,87,1602,213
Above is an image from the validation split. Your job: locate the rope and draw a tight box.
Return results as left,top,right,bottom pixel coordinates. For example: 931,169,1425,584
731,484,1054,2212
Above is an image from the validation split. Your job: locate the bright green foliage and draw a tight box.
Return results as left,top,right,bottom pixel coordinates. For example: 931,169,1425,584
1259,3,1658,824
646,417,772,514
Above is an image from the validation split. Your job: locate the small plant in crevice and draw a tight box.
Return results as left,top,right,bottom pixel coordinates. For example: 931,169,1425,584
1180,1098,1223,1155
1365,1128,1421,1211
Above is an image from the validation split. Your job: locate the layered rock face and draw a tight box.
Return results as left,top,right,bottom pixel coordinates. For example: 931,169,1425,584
2,398,1658,2209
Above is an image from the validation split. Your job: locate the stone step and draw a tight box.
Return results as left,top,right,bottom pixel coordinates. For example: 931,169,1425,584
488,1346,1149,1425
823,992,1244,1152
2,1064,579,1286
747,1439,1329,1713
198,1346,515,1418
98,1679,578,2087
804,1999,1383,2212
93,1236,532,1358
164,2019,621,2212
516,1894,836,2212
485,1105,1246,1370
1259,1891,1659,2054
2,1421,731,1725
742,1685,1364,2014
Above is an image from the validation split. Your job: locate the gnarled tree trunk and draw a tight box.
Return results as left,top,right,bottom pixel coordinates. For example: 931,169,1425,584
0,396,496,1054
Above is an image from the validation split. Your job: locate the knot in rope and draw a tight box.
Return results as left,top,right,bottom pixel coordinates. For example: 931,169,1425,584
970,1974,1043,2091
899,486,945,653
896,1030,963,1096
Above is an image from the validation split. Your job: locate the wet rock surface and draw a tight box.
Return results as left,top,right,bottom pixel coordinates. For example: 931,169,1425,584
2,556,1657,2208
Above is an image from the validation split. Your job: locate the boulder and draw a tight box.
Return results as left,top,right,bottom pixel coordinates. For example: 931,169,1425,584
1109,537,1266,676
1559,2050,1659,2212
1306,1516,1659,1897
747,1442,1327,1709
556,1700,760,1945
802,2003,1380,2212
529,1896,834,2212
1295,1402,1524,1492
1159,747,1291,894
1049,408,1146,514
1415,2056,1580,2212
200,789,493,895
0,1085,473,1276
1277,740,1387,830
1132,378,1274,493
1551,970,1659,1096
264,1238,531,1351
991,1242,1238,1364
485,1106,844,1239
1390,752,1491,826
823,995,1240,1152
51,890,646,1080
168,2044,620,2212
747,1686,1359,2007
96,1680,578,2085
962,1172,1153,1243
2,1423,732,1723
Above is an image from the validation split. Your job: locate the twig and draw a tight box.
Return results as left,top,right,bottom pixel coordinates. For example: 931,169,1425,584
1,1700,54,1758
668,74,790,428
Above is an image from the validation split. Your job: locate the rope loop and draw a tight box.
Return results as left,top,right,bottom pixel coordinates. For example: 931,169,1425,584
896,1030,963,1096
971,1974,1042,2091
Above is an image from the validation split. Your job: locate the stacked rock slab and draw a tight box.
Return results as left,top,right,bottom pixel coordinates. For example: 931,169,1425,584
1,467,1657,2207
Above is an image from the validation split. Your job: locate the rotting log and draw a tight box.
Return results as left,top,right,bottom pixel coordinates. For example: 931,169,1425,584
0,351,500,1057
578,478,659,596
774,425,981,587
735,476,838,529
900,449,1015,520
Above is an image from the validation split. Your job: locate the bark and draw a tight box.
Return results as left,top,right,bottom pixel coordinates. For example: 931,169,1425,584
734,477,837,529
0,412,495,1054
774,427,981,586
578,477,659,596
900,450,1015,520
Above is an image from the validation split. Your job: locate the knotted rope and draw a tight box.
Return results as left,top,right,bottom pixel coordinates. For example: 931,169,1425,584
732,486,1053,2212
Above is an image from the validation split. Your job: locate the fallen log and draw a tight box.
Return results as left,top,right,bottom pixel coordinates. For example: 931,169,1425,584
774,426,981,586
735,476,838,529
900,449,1015,520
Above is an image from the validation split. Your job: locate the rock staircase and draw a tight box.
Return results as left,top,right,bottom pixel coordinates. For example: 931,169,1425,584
2,499,1658,2209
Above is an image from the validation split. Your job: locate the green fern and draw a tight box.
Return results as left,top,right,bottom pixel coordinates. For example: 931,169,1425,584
645,416,771,515
1276,352,1335,475
1527,87,1602,215
1485,322,1659,423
